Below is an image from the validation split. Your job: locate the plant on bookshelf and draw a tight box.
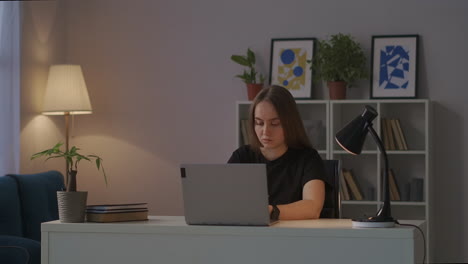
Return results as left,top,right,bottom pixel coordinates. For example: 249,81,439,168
231,48,265,100
308,33,367,99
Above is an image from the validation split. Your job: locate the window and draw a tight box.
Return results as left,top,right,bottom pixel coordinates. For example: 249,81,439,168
0,2,20,175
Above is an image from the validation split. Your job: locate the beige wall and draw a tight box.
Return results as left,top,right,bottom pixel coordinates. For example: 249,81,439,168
20,0,468,262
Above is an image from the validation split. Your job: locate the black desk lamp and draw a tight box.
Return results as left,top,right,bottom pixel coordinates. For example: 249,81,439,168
335,105,395,228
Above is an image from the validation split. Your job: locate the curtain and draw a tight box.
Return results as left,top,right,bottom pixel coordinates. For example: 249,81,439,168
0,2,20,175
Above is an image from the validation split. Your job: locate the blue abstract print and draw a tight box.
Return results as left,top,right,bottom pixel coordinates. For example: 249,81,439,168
379,45,410,89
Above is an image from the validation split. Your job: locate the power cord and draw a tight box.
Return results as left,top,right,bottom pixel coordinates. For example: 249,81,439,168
395,220,426,264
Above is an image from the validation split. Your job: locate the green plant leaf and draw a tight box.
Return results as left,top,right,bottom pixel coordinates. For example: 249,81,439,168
100,162,108,186
30,150,49,160
66,156,73,167
247,48,255,65
52,142,63,149
77,154,90,161
96,158,101,170
45,155,65,162
30,142,109,188
89,155,108,186
250,68,256,84
231,48,263,84
230,55,250,66
259,74,265,84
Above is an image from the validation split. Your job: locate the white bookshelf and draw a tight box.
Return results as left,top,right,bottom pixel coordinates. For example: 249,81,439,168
235,99,431,260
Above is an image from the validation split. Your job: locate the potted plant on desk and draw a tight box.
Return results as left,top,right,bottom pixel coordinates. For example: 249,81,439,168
231,48,265,100
31,142,107,223
309,33,367,99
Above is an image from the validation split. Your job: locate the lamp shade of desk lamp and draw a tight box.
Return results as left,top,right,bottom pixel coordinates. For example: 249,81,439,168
335,105,395,228
42,65,92,187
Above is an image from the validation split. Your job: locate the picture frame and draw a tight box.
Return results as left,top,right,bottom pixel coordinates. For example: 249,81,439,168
269,38,315,99
370,35,419,99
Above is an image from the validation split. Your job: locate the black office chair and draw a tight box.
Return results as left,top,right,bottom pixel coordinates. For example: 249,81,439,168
319,160,341,218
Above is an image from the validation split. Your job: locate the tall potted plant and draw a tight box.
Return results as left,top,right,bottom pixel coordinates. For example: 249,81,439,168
231,48,265,100
31,142,107,223
310,33,367,99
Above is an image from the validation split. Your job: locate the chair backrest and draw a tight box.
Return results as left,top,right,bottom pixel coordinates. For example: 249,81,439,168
320,160,340,218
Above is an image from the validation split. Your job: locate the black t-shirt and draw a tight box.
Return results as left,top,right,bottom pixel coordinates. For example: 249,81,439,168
227,145,327,205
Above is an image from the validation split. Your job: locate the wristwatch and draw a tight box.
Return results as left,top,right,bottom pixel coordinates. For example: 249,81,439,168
270,205,280,221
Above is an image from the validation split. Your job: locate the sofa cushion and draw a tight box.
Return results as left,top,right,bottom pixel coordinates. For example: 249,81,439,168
8,171,65,241
0,235,40,264
0,176,23,237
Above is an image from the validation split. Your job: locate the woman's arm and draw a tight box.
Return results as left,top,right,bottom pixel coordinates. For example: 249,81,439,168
269,179,325,220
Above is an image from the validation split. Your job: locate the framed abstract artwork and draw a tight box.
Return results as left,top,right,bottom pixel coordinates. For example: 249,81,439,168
370,35,419,99
269,38,315,99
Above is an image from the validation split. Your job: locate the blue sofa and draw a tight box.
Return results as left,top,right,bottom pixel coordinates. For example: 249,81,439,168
0,171,65,264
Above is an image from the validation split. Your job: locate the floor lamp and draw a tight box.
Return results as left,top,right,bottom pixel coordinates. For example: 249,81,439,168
42,65,92,188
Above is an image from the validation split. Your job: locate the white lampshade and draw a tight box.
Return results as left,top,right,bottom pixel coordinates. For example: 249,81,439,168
42,64,92,115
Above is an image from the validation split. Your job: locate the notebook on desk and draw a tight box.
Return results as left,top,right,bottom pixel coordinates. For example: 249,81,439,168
180,164,277,226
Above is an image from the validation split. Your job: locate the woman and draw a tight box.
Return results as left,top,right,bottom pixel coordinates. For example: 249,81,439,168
228,85,327,220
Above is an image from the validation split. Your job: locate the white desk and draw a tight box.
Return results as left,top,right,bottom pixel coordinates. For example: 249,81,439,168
41,216,425,264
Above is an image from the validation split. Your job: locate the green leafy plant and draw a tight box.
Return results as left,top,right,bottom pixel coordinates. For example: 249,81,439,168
309,33,367,86
231,48,265,84
31,142,107,192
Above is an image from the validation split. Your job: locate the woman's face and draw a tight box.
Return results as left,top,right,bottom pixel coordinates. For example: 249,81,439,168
254,101,286,151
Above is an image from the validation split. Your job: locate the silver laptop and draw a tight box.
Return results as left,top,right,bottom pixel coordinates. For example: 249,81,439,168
180,164,276,226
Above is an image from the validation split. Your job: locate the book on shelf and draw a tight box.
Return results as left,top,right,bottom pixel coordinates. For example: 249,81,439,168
390,119,404,150
388,169,401,201
339,170,351,201
382,118,409,151
86,203,148,211
342,169,364,200
384,119,397,150
86,210,148,223
394,119,408,150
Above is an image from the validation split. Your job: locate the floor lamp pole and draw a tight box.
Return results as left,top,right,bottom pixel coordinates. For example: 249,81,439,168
64,112,70,189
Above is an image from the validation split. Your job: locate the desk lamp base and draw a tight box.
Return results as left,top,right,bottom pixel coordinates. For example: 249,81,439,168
352,215,395,228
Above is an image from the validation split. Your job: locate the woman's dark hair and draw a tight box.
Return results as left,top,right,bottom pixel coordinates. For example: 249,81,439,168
247,85,312,151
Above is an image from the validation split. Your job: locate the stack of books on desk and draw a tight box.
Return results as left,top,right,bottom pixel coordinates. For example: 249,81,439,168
86,203,148,223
